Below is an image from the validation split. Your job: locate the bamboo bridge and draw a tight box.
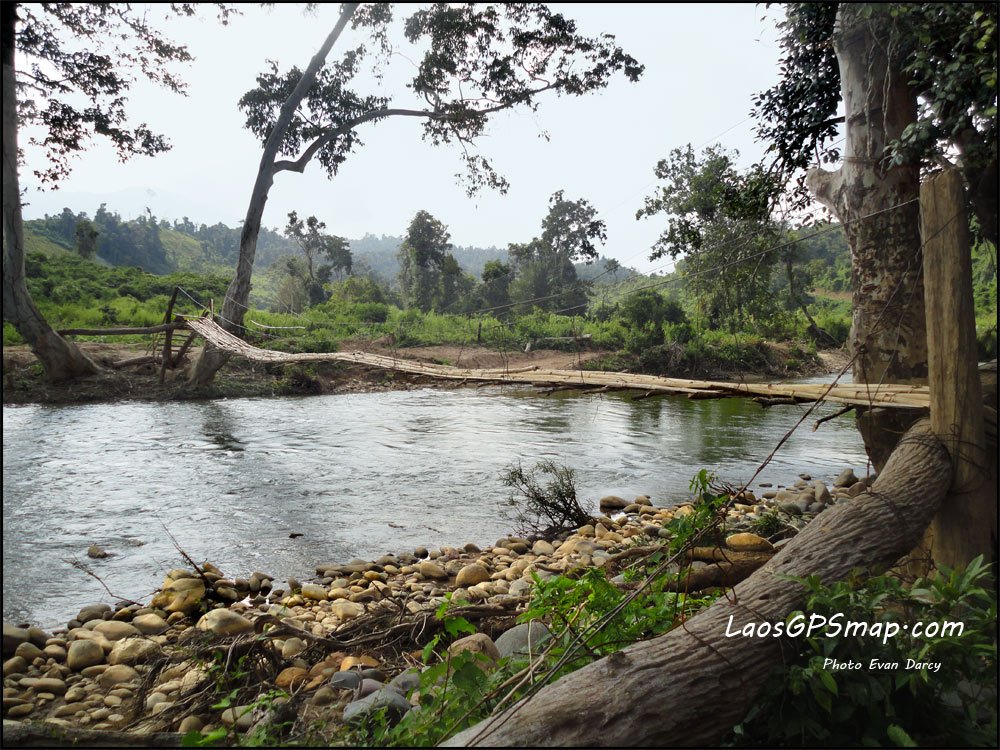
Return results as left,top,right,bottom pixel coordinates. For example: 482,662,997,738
185,317,936,411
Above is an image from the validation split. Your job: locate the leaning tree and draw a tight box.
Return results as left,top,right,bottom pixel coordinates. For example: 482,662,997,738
187,2,642,383
2,3,231,382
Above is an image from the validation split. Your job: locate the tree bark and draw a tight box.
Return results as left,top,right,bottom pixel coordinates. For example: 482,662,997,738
806,3,926,471
187,4,359,385
445,420,952,747
1,3,98,383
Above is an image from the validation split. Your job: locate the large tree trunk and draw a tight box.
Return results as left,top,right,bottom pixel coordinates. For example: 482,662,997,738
807,3,926,471
1,3,98,383
445,420,952,747
187,4,359,386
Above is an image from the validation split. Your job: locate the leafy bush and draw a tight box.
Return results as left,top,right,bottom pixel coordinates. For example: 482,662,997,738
498,460,593,537
732,557,998,747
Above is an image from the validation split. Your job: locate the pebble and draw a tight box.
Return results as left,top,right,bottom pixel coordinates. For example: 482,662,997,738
196,609,254,636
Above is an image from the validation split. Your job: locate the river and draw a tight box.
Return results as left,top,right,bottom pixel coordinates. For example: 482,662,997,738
2,385,869,629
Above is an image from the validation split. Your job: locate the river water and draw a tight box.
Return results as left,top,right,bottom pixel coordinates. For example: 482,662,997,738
2,386,869,629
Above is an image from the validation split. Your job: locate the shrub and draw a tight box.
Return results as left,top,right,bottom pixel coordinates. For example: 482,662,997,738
498,460,593,538
731,557,998,747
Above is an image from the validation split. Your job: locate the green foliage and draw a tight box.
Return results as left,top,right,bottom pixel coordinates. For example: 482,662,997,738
498,461,593,538
732,557,998,747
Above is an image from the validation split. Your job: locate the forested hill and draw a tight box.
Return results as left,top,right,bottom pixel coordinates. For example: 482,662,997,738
23,207,639,284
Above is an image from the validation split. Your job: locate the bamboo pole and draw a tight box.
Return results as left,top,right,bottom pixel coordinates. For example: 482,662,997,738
920,169,996,569
57,322,188,336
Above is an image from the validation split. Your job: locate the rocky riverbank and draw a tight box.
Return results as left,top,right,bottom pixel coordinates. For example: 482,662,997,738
2,468,869,745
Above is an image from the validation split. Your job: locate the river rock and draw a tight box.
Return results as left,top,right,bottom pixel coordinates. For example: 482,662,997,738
87,544,110,559
93,621,140,642
834,468,859,488
4,655,28,677
448,633,500,666
847,481,868,498
3,623,30,658
418,561,448,579
813,481,832,505
221,705,256,731
14,641,44,661
329,671,362,690
330,600,364,621
340,655,379,672
455,564,490,588
778,502,803,516
599,495,628,511
97,665,139,689
725,533,774,552
108,638,162,666
276,667,309,690
28,676,67,694
388,668,421,695
196,609,254,636
151,577,206,615
531,540,555,556
495,621,551,660
300,583,328,601
343,689,411,724
131,614,169,635
67,639,106,671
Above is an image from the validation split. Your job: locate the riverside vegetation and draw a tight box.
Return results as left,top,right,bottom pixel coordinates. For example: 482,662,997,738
2,466,995,746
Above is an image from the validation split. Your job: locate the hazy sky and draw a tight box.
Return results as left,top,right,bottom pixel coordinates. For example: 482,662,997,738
20,3,787,274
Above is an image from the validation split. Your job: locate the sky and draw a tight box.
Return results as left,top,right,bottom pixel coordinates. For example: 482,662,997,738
20,3,788,275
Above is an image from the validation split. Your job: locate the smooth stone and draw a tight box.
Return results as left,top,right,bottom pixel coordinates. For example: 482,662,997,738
455,564,490,588
108,638,162,666
43,645,67,662
281,638,306,659
448,633,500,666
300,583,328,601
495,621,551,660
196,609,254,637
508,579,533,597
813,481,832,505
75,604,112,625
531,540,555,556
387,668,421,695
29,677,67,694
3,656,28,677
599,495,628,511
98,665,139,689
150,577,206,615
329,671,362,690
343,689,411,724
834,468,859,488
131,614,169,635
358,678,384,698
778,502,803,516
14,642,44,661
7,703,34,717
178,715,204,733
330,600,364,621
417,561,448,579
3,623,30,658
725,533,774,552
340,655,379,671
221,705,256,731
67,640,106,671
87,544,110,559
275,667,309,690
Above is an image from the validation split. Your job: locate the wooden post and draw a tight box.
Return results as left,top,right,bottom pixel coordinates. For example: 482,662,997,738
159,286,179,383
920,169,995,570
